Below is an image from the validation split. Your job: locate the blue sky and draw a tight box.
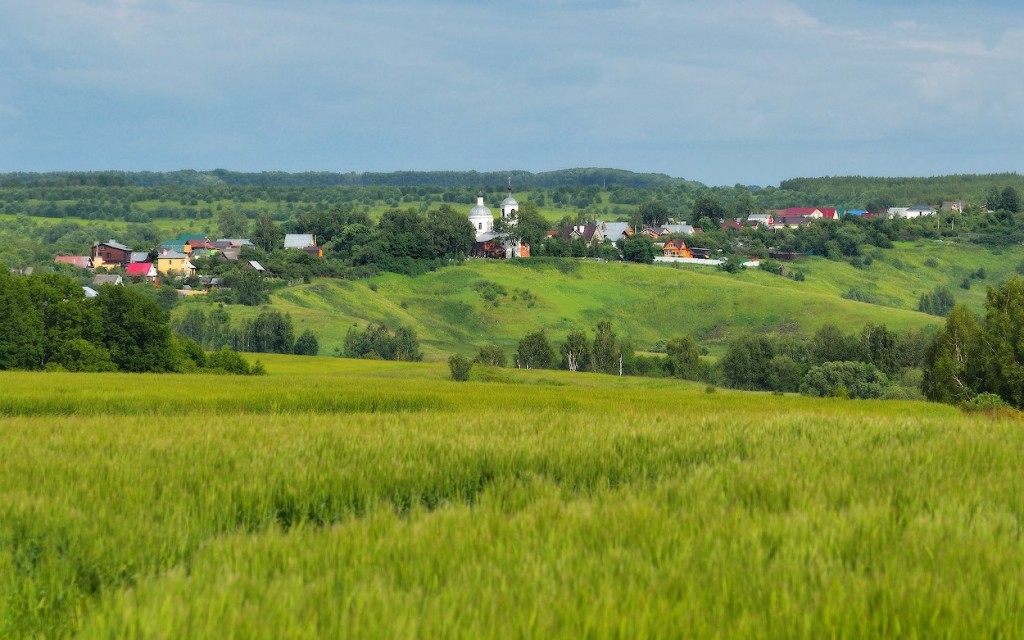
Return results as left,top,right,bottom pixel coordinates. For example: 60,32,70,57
1,0,1022,185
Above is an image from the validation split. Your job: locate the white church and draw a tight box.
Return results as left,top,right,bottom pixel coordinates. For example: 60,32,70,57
468,180,530,258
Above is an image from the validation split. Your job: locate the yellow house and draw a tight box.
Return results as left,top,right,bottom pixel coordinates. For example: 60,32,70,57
156,250,196,277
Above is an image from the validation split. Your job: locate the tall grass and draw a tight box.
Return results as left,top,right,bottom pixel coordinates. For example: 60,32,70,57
1,358,1022,637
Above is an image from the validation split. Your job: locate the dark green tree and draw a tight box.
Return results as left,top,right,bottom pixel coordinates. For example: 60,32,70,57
800,361,889,399
637,200,670,227
1001,186,1021,213
474,344,507,367
95,284,175,372
516,329,555,369
252,214,282,252
860,323,900,377
0,267,45,369
448,354,472,381
921,304,984,405
978,276,1024,407
810,323,863,366
720,335,775,390
591,321,621,374
692,192,725,221
217,208,249,239
560,328,591,372
618,235,655,264
293,329,319,356
423,204,475,260
665,336,700,379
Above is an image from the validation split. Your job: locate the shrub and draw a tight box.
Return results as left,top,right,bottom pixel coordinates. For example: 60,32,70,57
293,330,319,356
924,257,939,268
918,286,955,316
842,287,878,304
961,393,1011,413
206,349,255,375
799,361,889,399
473,344,507,367
448,354,472,381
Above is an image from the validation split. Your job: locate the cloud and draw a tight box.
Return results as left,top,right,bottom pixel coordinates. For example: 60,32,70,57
1,0,1023,183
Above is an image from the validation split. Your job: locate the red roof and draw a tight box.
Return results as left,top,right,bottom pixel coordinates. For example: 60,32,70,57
126,262,154,276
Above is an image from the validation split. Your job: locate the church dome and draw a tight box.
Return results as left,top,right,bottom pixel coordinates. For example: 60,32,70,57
469,202,493,221
501,194,518,208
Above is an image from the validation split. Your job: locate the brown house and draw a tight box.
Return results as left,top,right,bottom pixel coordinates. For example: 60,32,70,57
91,239,133,267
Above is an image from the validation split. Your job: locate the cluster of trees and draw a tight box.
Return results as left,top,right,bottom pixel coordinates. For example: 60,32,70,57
0,267,260,374
172,307,318,356
342,323,423,361
460,321,929,400
718,323,929,398
922,277,1024,409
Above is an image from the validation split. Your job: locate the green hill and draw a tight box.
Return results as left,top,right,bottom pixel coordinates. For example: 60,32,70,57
177,239,1024,360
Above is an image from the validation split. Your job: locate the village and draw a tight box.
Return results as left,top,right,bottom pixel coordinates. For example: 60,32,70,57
46,195,966,294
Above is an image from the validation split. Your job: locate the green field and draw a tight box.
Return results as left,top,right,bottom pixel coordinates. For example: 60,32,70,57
2,356,1023,637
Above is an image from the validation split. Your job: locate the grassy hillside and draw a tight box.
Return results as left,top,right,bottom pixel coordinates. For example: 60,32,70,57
216,259,939,359
218,239,1020,360
3,357,1023,637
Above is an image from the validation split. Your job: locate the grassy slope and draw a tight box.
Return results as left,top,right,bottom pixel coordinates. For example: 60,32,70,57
218,255,953,359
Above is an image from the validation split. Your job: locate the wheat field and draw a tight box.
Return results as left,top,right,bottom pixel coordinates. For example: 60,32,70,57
2,356,1022,637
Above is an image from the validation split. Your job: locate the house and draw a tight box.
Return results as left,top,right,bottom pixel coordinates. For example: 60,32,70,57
215,238,255,248
54,256,93,270
185,238,220,257
905,204,937,218
660,223,696,236
560,224,604,246
244,260,266,273
663,238,693,258
720,220,744,232
91,240,133,268
599,221,633,243
129,251,151,264
690,248,714,259
156,249,196,277
777,207,838,220
747,213,773,227
772,215,812,229
283,234,323,257
82,286,99,299
888,205,935,218
126,262,158,283
941,201,964,213
92,274,123,286
642,224,695,238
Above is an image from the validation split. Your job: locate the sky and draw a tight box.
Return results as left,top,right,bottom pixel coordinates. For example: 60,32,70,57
1,0,1022,186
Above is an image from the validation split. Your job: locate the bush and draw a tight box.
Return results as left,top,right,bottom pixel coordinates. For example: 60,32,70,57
343,323,422,362
924,257,939,268
293,329,319,356
206,348,255,375
474,344,507,367
799,361,889,399
448,354,472,381
918,286,955,316
961,392,1011,413
842,287,878,304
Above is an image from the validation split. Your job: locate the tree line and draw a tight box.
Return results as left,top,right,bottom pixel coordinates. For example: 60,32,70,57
0,267,263,374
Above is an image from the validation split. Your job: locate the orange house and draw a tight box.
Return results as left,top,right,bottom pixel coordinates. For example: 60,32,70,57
662,238,693,258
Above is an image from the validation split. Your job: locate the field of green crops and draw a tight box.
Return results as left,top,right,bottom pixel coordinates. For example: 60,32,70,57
3,355,1024,637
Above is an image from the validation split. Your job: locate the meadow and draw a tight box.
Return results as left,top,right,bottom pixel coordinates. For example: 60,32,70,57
2,355,1024,637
